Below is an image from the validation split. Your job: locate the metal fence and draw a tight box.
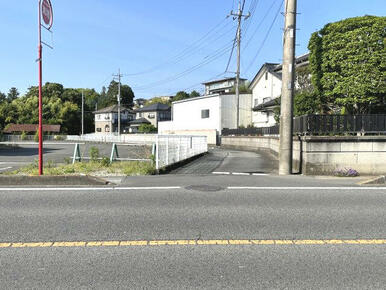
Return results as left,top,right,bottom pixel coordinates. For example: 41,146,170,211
222,115,386,136
0,135,61,142
294,114,386,135
155,135,208,170
222,126,279,136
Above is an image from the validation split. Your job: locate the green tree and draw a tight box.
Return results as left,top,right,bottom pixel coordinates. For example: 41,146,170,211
173,91,190,102
7,87,19,102
190,90,200,98
105,80,135,107
308,16,386,114
145,97,171,106
0,91,6,103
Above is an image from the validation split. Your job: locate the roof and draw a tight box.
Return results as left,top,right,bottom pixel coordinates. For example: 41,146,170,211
202,77,247,85
273,53,310,72
249,63,280,89
94,104,135,114
3,124,61,133
253,98,280,111
135,103,171,112
129,118,151,125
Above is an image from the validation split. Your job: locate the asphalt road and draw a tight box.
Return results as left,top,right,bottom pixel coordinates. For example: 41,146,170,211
0,185,385,289
171,148,277,174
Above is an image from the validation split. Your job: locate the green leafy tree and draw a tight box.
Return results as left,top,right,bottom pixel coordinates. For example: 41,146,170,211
189,90,200,98
145,97,171,106
0,91,6,103
173,91,190,102
308,15,386,114
7,87,19,102
105,80,135,108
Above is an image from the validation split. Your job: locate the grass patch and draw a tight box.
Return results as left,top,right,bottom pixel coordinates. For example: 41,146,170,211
2,160,156,176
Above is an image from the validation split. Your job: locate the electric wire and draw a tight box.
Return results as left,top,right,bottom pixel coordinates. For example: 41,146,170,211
244,0,284,74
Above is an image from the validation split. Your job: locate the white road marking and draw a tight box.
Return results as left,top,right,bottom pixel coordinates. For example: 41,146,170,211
227,187,386,190
252,173,268,176
0,187,181,191
232,172,250,176
212,172,231,175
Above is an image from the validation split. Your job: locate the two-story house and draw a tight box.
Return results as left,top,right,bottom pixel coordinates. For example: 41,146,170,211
128,103,171,132
249,53,309,127
94,104,135,134
203,77,247,95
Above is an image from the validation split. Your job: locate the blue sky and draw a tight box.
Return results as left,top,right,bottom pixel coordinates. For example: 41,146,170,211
1,0,385,99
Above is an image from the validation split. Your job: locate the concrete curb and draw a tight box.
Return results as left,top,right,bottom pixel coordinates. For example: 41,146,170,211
0,175,110,186
358,175,386,186
158,152,208,174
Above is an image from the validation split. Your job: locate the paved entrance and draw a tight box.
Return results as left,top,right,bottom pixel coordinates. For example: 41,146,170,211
171,148,277,175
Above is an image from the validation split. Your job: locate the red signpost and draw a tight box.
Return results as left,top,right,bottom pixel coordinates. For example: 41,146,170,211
38,0,53,175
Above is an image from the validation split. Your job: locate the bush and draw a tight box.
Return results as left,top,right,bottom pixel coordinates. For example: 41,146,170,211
54,135,65,141
101,157,111,167
138,124,157,133
89,146,99,161
21,131,27,141
33,130,39,142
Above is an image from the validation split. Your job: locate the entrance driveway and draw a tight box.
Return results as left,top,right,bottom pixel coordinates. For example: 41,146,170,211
171,148,277,175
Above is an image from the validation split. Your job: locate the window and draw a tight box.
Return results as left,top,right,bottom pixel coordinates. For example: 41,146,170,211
201,109,210,119
265,72,268,81
138,113,143,118
97,115,101,120
148,113,155,119
105,125,110,132
96,128,102,132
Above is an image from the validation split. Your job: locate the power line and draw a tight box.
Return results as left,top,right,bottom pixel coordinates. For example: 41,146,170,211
243,0,279,51
124,17,233,77
244,0,284,74
133,43,234,91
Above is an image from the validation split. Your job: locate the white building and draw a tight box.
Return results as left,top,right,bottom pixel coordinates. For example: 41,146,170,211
249,53,309,127
159,93,252,144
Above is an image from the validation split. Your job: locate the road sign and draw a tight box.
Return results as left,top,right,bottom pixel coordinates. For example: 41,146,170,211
41,0,53,29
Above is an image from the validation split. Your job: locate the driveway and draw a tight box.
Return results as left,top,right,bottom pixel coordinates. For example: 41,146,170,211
171,147,277,175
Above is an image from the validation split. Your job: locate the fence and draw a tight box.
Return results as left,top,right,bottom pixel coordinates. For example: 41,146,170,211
67,133,157,144
222,126,279,136
222,114,386,136
294,114,386,135
0,135,61,142
155,135,208,170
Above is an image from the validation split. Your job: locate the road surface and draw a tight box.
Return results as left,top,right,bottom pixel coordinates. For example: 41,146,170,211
0,179,385,289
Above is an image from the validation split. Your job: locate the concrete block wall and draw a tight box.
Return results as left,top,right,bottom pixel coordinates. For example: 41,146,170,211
221,135,386,175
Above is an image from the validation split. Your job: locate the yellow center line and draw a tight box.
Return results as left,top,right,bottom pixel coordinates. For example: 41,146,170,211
0,239,385,248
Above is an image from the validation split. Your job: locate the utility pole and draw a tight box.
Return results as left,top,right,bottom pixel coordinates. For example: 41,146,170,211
279,0,297,175
81,89,84,136
230,0,249,128
113,69,123,136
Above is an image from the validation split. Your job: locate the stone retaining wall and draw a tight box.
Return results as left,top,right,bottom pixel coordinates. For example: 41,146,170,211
221,136,386,175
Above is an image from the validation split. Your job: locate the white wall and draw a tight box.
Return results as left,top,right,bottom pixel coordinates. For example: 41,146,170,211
251,70,281,127
169,95,222,132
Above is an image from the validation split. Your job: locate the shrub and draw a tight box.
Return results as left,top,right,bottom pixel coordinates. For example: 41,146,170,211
138,124,157,133
21,131,27,141
33,130,39,142
101,157,111,167
89,146,99,162
333,168,359,177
